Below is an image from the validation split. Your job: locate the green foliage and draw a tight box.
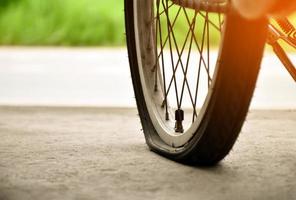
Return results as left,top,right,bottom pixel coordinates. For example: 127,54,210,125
0,0,20,7
0,0,222,46
1,1,295,47
0,0,124,46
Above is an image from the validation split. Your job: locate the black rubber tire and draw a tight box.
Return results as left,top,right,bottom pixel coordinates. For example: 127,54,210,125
125,0,268,165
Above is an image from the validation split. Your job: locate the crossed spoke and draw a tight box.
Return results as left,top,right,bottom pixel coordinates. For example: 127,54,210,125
182,9,212,84
162,0,181,109
152,0,223,126
154,2,174,21
163,13,198,112
179,11,198,107
152,6,182,72
161,2,201,116
199,12,221,32
193,11,209,122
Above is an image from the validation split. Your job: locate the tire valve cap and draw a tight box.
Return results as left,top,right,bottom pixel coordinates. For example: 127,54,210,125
175,109,184,133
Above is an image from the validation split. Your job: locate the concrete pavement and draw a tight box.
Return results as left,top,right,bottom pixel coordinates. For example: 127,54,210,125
0,107,295,200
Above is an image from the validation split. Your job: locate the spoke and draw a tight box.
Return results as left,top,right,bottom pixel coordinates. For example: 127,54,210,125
155,2,174,20
199,12,221,32
165,20,192,100
151,1,224,127
179,11,197,107
162,8,199,115
182,10,212,83
153,0,159,92
193,12,208,122
218,13,223,32
149,2,174,25
163,0,180,108
152,6,182,72
207,12,211,88
157,0,169,119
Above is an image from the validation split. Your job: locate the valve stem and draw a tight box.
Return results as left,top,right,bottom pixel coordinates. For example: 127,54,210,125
175,109,184,133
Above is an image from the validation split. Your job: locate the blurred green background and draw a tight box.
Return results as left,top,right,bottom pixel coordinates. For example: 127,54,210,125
0,0,124,46
0,0,222,47
1,0,295,47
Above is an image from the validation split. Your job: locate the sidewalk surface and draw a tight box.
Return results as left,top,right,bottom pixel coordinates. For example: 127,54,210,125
0,107,295,200
0,47,295,108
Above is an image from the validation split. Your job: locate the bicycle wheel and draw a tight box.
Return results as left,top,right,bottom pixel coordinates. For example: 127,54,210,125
125,0,267,165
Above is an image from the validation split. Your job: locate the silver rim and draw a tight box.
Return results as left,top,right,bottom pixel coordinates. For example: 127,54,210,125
133,0,225,147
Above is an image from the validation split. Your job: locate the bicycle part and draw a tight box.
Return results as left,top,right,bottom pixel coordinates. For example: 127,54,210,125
125,0,267,165
171,0,228,13
271,42,296,82
275,18,296,37
274,18,296,46
267,18,296,82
